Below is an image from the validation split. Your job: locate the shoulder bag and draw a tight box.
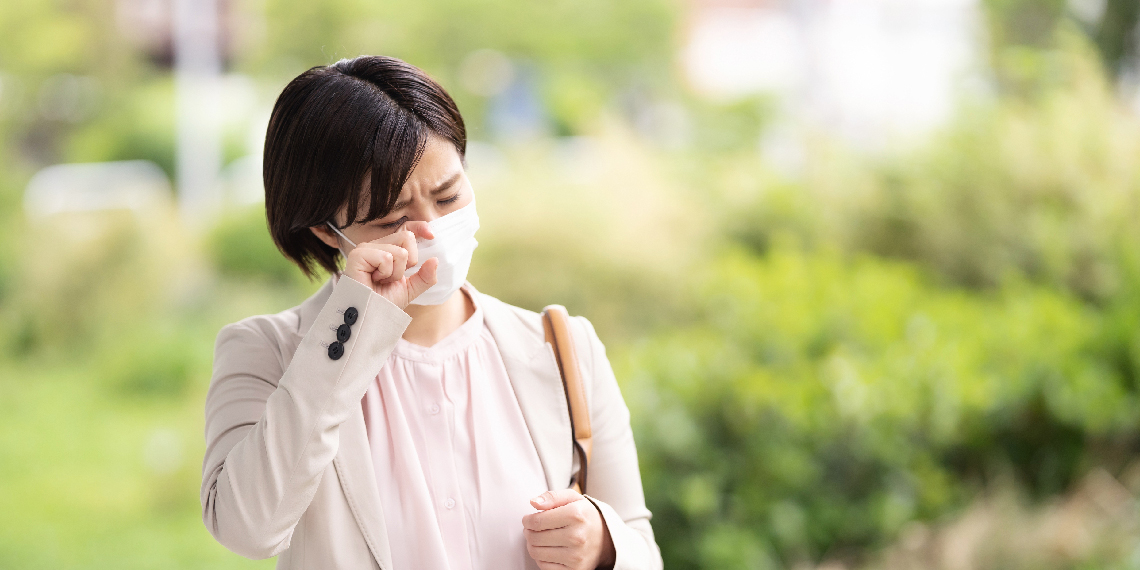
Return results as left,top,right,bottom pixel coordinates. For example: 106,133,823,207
542,305,593,494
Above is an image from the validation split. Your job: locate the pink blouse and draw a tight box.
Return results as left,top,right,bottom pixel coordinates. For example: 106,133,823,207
360,285,549,570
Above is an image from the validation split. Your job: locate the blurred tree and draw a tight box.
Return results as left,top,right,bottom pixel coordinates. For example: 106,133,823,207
983,0,1140,89
1090,0,1140,76
0,0,177,178
244,0,678,136
984,0,1068,49
727,33,1140,303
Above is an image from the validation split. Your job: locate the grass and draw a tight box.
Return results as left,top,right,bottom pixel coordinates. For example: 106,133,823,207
0,362,276,569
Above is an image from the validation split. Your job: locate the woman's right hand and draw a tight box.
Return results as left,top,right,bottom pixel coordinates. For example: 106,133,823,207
343,221,439,309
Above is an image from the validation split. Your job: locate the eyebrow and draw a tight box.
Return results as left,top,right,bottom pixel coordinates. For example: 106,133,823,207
389,171,462,212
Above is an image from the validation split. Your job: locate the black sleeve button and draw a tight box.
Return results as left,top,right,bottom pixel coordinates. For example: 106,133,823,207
336,324,351,343
328,341,344,360
344,307,359,326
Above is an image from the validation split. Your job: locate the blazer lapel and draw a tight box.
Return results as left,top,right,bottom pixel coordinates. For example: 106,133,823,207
475,285,574,492
333,407,393,570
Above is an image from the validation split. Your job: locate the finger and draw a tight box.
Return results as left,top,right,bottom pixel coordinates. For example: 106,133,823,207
370,251,394,283
347,247,394,282
403,220,434,241
393,229,418,268
405,257,439,300
535,561,568,570
531,544,590,569
522,500,590,532
367,244,408,284
525,527,579,547
531,489,583,511
351,245,394,283
523,510,565,532
372,229,417,268
526,544,573,566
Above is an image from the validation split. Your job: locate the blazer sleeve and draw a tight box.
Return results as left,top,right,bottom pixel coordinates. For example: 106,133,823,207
573,316,664,570
200,277,411,559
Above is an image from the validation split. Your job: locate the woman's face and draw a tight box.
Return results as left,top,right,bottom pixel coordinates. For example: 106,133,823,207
311,134,473,249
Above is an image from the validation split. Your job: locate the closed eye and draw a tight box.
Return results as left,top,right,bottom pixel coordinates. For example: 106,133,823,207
376,192,459,228
378,216,408,229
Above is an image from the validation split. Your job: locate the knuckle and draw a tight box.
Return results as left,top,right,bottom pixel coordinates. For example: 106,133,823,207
570,529,587,546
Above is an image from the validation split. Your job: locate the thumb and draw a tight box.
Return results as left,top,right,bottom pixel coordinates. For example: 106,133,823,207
530,488,582,511
405,257,439,300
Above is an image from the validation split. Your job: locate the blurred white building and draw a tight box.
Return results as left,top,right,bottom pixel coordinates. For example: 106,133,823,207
682,0,983,151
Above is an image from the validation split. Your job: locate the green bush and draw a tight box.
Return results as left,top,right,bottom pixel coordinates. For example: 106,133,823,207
622,246,1140,569
3,212,172,357
207,206,308,287
726,33,1140,303
98,325,209,398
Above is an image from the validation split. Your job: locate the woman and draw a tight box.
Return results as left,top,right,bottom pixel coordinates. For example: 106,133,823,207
200,55,662,570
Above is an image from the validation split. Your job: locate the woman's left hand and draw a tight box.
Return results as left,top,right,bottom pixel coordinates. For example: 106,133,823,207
522,489,617,570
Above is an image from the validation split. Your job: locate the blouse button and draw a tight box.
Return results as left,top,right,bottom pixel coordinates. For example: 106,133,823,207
445,498,456,509
430,404,441,415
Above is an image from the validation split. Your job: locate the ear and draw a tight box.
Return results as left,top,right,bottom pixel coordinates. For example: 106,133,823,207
309,225,341,250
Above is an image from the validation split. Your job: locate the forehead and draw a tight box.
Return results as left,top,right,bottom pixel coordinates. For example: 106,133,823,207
344,134,463,215
403,135,463,191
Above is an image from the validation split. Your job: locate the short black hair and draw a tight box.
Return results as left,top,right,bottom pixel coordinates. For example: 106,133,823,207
263,55,466,278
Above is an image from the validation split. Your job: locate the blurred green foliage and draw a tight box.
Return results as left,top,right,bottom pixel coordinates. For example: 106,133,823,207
984,0,1139,90
207,205,308,287
632,32,1140,569
729,33,1140,303
1,0,1139,569
245,0,677,137
623,246,1140,569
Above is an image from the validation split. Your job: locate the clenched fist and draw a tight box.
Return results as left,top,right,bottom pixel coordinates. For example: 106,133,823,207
523,489,616,570
341,220,439,309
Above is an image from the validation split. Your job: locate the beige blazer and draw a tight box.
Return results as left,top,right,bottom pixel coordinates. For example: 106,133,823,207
200,275,663,570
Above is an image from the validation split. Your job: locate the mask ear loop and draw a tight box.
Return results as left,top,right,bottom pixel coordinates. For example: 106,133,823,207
326,221,357,260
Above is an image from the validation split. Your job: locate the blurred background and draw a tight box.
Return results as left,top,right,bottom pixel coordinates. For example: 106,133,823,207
1,0,1139,568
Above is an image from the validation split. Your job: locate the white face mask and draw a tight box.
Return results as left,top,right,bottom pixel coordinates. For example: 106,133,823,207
326,199,479,306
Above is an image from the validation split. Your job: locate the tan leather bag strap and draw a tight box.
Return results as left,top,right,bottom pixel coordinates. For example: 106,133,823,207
542,305,593,494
